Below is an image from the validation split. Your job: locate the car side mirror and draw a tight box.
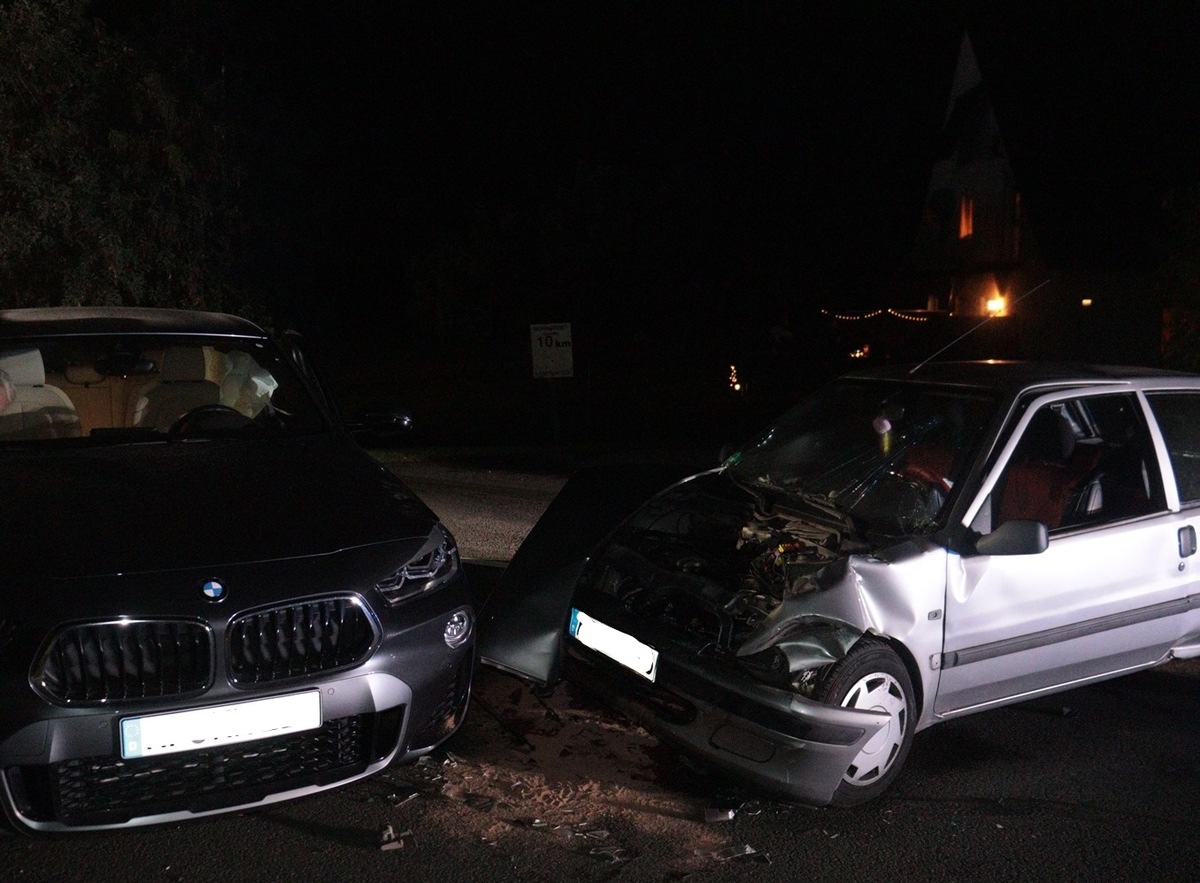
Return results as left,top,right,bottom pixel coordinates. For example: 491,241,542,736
973,519,1049,556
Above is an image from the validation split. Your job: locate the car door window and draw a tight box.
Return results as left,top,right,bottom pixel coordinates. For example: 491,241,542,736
1145,392,1200,506
990,393,1164,532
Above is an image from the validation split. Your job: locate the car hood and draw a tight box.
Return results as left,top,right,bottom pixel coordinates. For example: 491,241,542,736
3,434,437,580
479,467,883,685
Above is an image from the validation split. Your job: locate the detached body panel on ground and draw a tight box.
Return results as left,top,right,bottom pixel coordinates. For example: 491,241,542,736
481,361,1200,806
0,308,473,832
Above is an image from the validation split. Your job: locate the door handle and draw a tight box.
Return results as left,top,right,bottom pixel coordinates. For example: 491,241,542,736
1181,526,1198,558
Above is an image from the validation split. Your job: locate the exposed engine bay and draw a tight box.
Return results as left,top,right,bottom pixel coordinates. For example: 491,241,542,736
576,473,871,693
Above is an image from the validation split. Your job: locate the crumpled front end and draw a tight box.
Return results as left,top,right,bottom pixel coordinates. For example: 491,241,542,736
565,471,944,804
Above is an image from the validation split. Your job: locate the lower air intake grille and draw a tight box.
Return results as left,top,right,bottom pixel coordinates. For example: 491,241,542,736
38,712,389,827
228,596,378,684
409,655,473,752
35,620,212,705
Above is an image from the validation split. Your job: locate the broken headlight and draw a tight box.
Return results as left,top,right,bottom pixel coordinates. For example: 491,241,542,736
376,524,460,606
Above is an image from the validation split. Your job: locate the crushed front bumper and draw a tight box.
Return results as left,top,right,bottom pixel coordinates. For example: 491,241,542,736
564,631,889,806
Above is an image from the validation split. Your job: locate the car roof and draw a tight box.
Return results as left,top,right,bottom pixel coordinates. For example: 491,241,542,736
844,360,1197,396
0,307,268,340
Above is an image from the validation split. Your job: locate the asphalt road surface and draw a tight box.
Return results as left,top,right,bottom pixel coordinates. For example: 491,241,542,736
5,459,1200,881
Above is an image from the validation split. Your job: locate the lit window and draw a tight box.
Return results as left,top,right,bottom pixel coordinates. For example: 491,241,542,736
958,195,974,239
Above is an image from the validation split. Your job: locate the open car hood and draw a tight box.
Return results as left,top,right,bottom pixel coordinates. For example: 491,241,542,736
477,465,875,685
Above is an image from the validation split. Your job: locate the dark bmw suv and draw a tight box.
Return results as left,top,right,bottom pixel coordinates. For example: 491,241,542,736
0,307,473,832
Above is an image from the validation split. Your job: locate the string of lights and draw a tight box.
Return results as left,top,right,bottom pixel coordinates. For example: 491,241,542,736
820,308,931,323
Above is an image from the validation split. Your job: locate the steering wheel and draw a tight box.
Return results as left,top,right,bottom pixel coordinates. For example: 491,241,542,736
169,404,252,436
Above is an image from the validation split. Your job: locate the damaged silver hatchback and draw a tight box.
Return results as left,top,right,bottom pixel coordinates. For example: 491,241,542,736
480,362,1200,806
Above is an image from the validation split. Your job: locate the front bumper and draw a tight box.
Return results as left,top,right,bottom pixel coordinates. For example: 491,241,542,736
564,626,888,806
0,597,474,833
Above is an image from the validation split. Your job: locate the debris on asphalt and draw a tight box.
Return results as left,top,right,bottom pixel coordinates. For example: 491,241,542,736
379,824,413,852
712,844,771,864
462,792,499,812
704,808,736,824
590,845,631,863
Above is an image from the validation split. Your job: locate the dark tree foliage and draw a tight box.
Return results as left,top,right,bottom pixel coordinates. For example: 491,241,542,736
0,0,247,310
1156,186,1200,371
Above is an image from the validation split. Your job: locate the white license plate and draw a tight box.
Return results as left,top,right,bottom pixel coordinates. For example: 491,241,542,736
569,608,658,682
120,691,322,759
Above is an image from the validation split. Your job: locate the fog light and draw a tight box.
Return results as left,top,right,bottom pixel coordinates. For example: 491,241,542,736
443,609,473,648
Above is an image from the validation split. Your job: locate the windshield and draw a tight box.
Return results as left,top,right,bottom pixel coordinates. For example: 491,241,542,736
0,334,328,443
727,379,997,534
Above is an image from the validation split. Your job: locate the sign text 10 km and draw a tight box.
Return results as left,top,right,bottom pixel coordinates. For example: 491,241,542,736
530,323,573,378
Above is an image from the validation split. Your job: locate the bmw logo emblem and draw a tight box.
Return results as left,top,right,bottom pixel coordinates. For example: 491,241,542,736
201,579,227,603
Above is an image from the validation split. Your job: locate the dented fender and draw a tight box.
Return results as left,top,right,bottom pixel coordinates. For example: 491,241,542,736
735,540,949,730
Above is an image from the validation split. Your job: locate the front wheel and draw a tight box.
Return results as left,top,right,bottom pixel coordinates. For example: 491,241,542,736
813,638,915,806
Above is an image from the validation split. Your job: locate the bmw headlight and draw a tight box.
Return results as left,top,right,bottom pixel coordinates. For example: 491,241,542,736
376,524,460,606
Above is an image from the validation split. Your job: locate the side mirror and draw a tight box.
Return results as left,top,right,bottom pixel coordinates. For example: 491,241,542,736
973,519,1049,556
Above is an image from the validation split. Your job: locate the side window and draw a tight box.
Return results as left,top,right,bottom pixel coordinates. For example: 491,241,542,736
991,393,1164,531
1146,392,1200,505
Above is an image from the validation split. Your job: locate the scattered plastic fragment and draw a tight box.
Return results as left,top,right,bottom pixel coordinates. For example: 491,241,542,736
739,800,764,816
379,824,413,851
590,846,630,863
713,844,769,863
463,793,498,812
705,808,736,824
387,791,420,807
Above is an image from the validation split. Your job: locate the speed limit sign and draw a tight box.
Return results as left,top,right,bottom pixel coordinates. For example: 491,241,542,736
530,323,573,378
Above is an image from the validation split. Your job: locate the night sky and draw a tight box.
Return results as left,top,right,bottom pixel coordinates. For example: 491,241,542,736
219,2,1198,376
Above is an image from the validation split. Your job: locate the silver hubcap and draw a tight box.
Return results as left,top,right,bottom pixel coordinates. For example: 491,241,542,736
840,672,907,786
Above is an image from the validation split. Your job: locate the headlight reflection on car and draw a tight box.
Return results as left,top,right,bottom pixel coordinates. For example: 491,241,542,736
376,524,460,606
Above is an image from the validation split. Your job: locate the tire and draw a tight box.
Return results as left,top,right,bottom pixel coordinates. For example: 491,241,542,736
813,638,915,806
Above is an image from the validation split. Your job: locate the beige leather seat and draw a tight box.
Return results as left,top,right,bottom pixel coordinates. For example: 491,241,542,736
129,346,220,431
0,347,81,440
